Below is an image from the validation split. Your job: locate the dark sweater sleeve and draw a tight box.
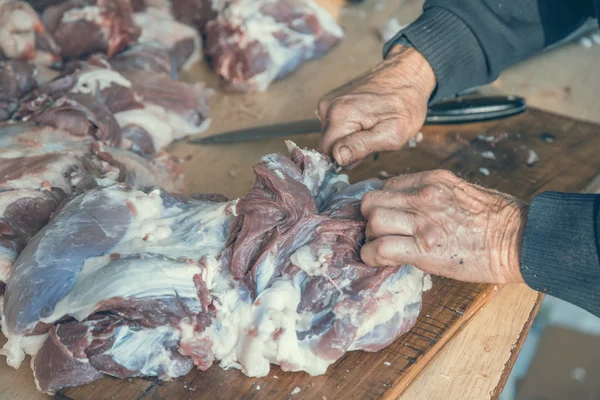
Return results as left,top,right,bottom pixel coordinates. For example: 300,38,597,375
383,0,596,101
520,192,600,317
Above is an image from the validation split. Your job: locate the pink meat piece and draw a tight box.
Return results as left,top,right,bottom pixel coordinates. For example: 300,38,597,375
205,0,344,91
0,126,185,290
0,0,60,65
168,0,216,32
12,60,212,156
133,7,203,72
1,142,429,390
32,315,194,393
42,0,140,60
109,41,178,77
0,60,38,121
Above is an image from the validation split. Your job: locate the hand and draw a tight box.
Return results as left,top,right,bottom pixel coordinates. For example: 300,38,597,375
317,45,436,167
360,170,528,284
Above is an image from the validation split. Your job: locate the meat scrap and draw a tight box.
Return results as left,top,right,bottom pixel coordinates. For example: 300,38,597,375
13,60,212,156
1,142,430,393
0,60,38,121
205,0,344,91
0,0,60,65
41,0,140,60
133,7,203,72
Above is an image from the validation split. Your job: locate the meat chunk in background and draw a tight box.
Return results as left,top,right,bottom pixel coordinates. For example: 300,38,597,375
1,143,430,393
13,61,212,156
115,70,212,154
41,0,140,60
109,41,178,77
168,0,216,32
205,0,344,91
0,0,60,65
0,60,38,121
133,7,202,72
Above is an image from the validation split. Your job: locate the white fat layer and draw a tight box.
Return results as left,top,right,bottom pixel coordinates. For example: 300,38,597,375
142,0,172,12
42,189,232,324
290,246,332,277
71,69,132,94
61,6,102,23
0,333,24,368
351,266,426,341
201,264,332,377
107,325,191,379
20,333,47,356
0,2,39,59
115,104,211,150
199,258,429,378
284,141,339,192
134,9,202,69
0,148,84,192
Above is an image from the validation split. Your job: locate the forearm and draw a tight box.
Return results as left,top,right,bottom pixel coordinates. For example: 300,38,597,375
520,192,600,317
385,0,595,101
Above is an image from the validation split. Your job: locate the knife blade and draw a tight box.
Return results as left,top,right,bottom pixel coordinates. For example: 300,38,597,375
190,95,526,145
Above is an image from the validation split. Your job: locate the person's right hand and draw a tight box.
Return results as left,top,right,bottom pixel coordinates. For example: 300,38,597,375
318,45,436,167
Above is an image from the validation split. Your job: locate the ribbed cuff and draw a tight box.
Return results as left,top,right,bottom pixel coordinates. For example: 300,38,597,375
521,192,600,316
383,7,489,102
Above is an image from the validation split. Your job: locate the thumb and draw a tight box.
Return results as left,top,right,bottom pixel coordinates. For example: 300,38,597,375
332,119,409,166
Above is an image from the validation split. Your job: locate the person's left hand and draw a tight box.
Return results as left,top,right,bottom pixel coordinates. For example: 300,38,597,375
360,170,528,284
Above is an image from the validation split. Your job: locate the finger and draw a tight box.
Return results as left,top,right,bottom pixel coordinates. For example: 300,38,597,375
361,190,416,218
332,119,408,166
361,235,420,267
319,100,368,156
366,208,418,239
384,169,459,190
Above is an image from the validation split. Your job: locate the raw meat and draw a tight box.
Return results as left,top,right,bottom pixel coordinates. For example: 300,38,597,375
204,0,344,91
14,60,212,156
115,70,212,153
0,0,60,65
41,0,140,60
0,60,38,120
133,7,202,71
2,185,232,391
1,142,429,393
168,0,216,32
0,127,184,290
109,41,177,77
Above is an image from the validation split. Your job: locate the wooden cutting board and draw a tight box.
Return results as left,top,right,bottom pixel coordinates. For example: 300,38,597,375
2,107,599,400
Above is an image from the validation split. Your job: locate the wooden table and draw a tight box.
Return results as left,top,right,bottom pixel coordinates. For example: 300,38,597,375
2,1,600,399
174,2,600,398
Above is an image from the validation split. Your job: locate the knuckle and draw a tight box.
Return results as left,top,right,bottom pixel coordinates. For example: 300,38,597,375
432,169,458,183
369,207,386,228
418,226,441,252
317,96,331,117
383,176,404,189
373,239,391,265
416,185,438,203
351,134,370,153
361,192,375,212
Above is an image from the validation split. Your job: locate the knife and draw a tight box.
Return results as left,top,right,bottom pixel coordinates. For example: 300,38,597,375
190,95,526,145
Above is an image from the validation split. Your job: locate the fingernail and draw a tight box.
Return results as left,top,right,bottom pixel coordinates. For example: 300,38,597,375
338,146,352,165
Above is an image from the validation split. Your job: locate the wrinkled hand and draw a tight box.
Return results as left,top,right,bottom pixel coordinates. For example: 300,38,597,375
360,170,528,284
318,45,436,167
